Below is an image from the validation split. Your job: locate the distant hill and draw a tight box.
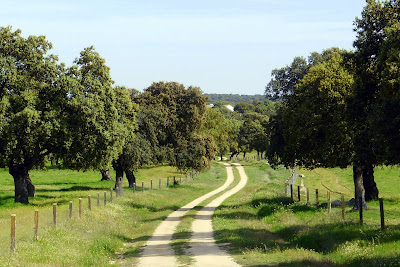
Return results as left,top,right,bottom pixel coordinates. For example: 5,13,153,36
205,94,266,105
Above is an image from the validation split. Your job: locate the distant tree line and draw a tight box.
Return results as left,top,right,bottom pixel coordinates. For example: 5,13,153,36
202,99,278,161
205,94,266,105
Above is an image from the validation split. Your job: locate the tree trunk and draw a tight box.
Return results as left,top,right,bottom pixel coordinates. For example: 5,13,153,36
113,161,124,197
100,169,113,181
27,174,35,197
257,151,260,161
230,152,237,160
220,154,223,161
353,165,367,210
243,152,246,158
125,169,136,188
363,164,379,201
9,164,30,204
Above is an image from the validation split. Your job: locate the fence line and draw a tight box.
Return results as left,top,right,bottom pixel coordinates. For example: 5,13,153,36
284,183,386,231
5,172,198,253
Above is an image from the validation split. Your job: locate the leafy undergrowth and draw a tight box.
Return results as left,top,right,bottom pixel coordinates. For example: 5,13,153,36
0,162,226,266
213,161,400,266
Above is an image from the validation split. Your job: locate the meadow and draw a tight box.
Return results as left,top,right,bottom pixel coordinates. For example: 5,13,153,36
0,163,226,266
1,160,400,266
213,161,400,266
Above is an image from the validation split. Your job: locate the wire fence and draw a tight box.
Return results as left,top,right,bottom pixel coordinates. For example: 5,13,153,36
284,182,388,231
1,172,198,255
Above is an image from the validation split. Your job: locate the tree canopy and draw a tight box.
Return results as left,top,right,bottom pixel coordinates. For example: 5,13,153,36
201,108,231,160
136,81,217,171
265,0,400,209
0,27,137,203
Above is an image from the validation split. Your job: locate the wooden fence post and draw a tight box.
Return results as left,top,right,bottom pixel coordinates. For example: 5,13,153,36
167,177,169,187
116,177,124,197
97,192,100,207
151,179,153,190
133,183,136,194
341,193,345,220
290,184,293,199
34,210,39,240
104,191,107,206
327,191,331,213
69,201,73,218
380,198,385,231
159,178,161,189
142,181,144,192
306,188,309,206
316,189,319,208
297,186,301,202
79,198,82,218
359,197,363,225
110,189,113,203
53,203,57,227
88,195,92,210
11,214,16,252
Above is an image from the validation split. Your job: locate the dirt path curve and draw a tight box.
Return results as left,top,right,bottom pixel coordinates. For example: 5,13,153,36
137,163,236,267
188,163,248,267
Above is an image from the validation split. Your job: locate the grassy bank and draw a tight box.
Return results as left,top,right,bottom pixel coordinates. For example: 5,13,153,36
0,163,226,266
213,161,400,266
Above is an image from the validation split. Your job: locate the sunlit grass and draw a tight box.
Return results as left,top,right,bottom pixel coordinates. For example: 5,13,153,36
2,160,400,266
213,161,400,266
0,162,226,266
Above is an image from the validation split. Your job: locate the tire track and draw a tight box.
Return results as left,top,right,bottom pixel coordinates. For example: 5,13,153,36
188,163,248,267
137,163,236,267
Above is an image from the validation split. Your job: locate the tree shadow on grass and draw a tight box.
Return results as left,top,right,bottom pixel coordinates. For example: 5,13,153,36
35,185,110,192
253,197,317,218
291,205,318,212
270,255,400,267
59,185,107,191
213,202,400,259
275,222,400,254
215,210,257,220
346,254,400,267
130,203,181,213
35,180,105,186
30,197,71,206
114,202,400,266
0,195,16,205
272,259,339,267
252,196,294,207
118,230,400,267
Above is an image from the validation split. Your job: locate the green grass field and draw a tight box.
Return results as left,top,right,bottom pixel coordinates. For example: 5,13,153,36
1,159,400,266
0,163,226,266
213,161,400,266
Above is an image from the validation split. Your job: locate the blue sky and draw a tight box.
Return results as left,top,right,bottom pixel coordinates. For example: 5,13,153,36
1,0,366,95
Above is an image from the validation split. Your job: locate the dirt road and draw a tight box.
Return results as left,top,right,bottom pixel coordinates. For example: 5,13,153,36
137,163,247,267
